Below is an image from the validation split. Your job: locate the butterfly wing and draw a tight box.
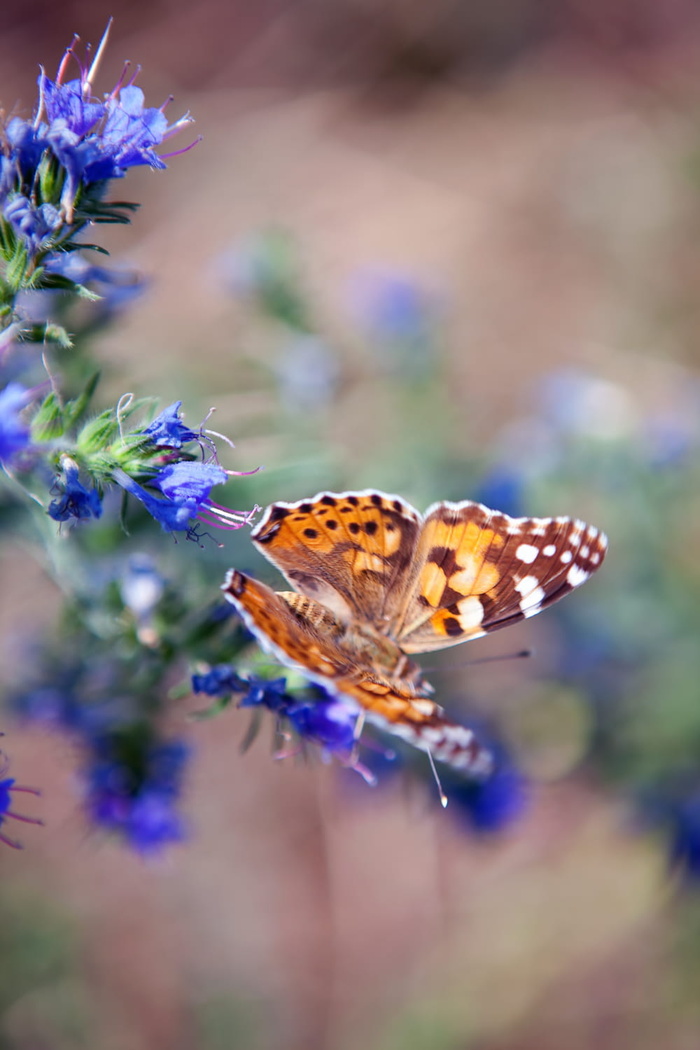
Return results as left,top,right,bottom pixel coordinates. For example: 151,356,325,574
223,569,493,775
250,490,422,626
393,500,608,653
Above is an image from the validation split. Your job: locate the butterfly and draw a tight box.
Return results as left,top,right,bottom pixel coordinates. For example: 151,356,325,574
222,490,608,777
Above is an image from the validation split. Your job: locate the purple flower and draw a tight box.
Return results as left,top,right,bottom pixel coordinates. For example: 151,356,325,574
48,461,102,521
0,775,42,850
0,382,32,464
141,401,197,449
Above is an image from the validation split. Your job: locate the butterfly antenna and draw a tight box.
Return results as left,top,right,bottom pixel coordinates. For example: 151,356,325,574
421,649,532,672
427,749,448,808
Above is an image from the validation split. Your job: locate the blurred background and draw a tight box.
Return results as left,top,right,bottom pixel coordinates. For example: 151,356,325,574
4,1,700,1048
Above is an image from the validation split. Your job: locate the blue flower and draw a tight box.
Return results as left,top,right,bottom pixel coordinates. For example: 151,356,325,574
114,461,228,533
236,674,359,753
3,195,62,254
42,77,104,137
447,757,528,833
1,23,195,234
286,699,358,752
237,675,290,710
0,774,42,850
191,665,250,697
84,736,189,854
141,401,197,449
0,382,32,464
48,461,103,521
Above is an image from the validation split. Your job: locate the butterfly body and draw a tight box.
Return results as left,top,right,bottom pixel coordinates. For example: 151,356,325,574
223,490,608,775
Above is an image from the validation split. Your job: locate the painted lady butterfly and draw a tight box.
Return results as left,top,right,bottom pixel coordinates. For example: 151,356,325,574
223,491,607,776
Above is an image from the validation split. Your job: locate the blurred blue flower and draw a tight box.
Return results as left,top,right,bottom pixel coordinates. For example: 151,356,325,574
476,465,526,518
0,382,32,464
192,665,250,697
669,793,700,879
44,252,146,311
447,755,528,833
48,461,103,521
274,335,339,413
84,736,189,854
356,271,435,342
141,401,197,449
536,368,635,441
352,269,439,377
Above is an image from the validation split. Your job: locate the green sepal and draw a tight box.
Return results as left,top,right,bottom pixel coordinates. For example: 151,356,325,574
31,391,66,440
74,199,140,226
22,322,73,348
76,408,120,453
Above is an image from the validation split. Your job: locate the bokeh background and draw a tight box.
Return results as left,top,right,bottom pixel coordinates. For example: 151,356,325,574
4,2,700,1048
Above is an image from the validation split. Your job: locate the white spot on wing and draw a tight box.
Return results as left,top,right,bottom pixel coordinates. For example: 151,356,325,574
543,544,556,556
520,585,545,612
515,575,538,595
560,550,573,564
515,543,539,564
567,565,590,588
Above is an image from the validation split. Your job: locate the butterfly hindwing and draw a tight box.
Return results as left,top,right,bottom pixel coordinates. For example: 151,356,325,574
223,569,493,775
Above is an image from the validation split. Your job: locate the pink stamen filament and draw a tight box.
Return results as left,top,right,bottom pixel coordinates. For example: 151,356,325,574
107,61,132,103
6,812,44,826
160,136,201,161
56,36,81,84
0,831,22,849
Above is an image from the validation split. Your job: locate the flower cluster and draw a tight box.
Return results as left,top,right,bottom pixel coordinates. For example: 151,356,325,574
0,21,194,330
1,387,257,539
192,668,361,757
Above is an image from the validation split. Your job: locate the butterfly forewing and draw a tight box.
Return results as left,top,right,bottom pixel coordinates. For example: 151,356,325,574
251,490,422,624
394,501,608,653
